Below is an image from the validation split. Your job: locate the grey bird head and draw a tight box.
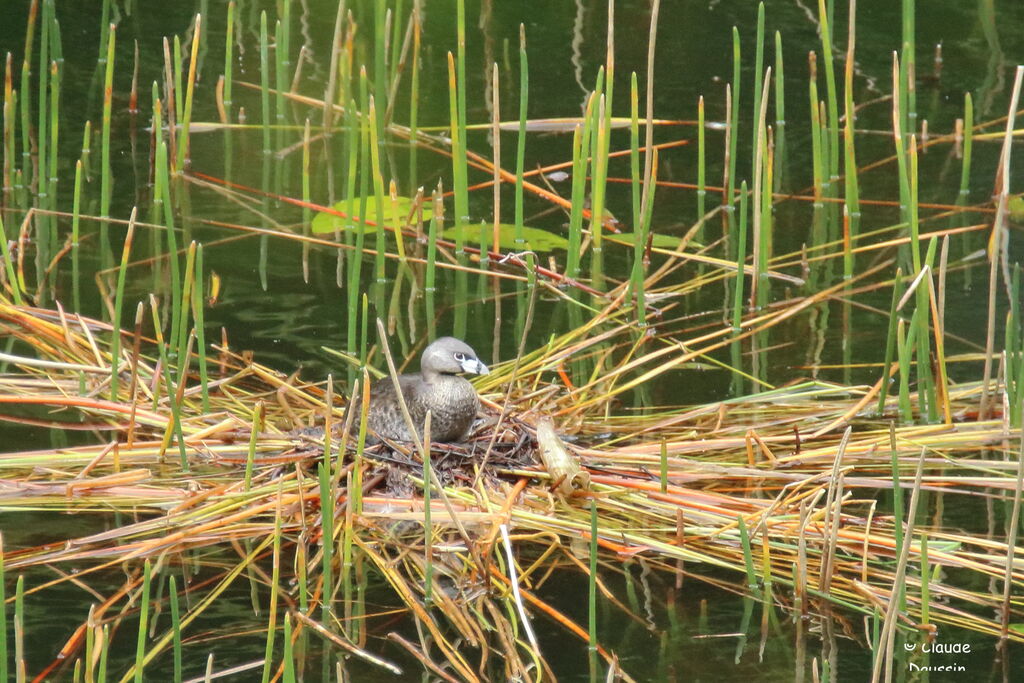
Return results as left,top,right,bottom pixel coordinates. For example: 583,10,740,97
421,337,490,377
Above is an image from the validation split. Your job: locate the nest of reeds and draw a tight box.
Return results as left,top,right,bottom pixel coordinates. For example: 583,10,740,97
284,414,542,498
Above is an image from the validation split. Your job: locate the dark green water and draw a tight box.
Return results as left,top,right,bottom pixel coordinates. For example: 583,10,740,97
2,0,1024,679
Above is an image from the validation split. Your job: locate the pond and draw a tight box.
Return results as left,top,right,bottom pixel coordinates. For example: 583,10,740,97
2,0,1024,680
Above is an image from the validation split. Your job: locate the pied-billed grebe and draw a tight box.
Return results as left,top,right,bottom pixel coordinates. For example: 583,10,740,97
366,337,489,442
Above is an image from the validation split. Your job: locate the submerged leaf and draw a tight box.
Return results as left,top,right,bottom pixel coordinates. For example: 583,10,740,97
611,232,684,249
311,196,434,234
443,223,568,251
1009,193,1024,223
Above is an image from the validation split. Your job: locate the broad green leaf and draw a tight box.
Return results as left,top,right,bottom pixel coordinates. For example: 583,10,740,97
1008,193,1024,223
311,196,434,235
443,223,569,251
611,232,685,250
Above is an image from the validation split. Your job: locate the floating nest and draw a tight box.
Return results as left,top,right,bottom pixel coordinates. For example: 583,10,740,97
283,415,542,497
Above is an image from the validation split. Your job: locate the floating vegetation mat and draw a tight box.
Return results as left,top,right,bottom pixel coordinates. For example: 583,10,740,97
1,0,1024,679
1,291,1023,680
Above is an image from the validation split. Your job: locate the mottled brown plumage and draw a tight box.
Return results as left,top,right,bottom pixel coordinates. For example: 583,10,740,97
366,337,489,442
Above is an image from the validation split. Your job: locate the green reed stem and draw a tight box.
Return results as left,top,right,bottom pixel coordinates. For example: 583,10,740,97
193,243,209,412
175,14,200,171
223,2,234,121
446,51,468,337
753,68,773,312
97,625,109,682
48,6,61,65
132,559,153,683
877,269,903,414
301,118,312,281
956,92,974,220
173,36,184,123
261,490,283,683
514,25,528,247
589,93,608,291
733,182,749,331
908,136,937,422
901,0,916,133
659,440,668,494
359,292,369,382
425,186,440,294
259,12,271,153
84,608,94,682
817,0,839,183
478,218,489,280
738,515,757,591
635,154,657,325
19,7,34,189
46,59,60,279
628,72,646,317
273,17,286,138
423,429,434,605
588,500,598,649
37,0,51,204
897,315,917,422
920,532,930,627
842,19,860,280
14,575,24,683
0,213,20,306
456,0,467,172
727,27,740,216
566,101,592,279
697,96,705,228
891,53,911,234
773,32,786,191
110,207,137,400
808,53,824,203
0,534,6,683
426,187,440,339
889,423,905,568
296,538,309,621
100,23,116,273
244,401,263,491
447,51,468,225
341,466,354,634
752,3,765,174
175,243,196,384
282,614,295,682
388,1,404,90
169,574,182,683
368,97,388,282
278,0,291,98
1017,318,1024,427
630,74,641,243
3,56,15,198
155,138,182,347
150,296,189,470
409,3,420,188
357,71,372,260
70,150,82,310
318,461,334,621
345,102,361,386
374,0,388,138
1008,269,1022,423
